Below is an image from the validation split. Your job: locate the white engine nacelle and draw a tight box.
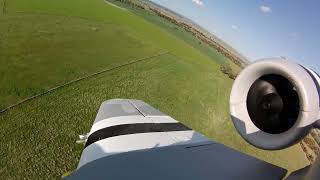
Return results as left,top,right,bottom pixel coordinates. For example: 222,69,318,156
230,58,320,150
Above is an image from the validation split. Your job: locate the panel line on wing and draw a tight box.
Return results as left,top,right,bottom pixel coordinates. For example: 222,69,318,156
128,100,146,117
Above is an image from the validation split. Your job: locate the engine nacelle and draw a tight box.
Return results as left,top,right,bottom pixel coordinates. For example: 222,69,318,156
230,58,320,150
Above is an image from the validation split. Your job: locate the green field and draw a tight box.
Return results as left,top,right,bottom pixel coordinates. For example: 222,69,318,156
110,0,228,64
0,0,308,179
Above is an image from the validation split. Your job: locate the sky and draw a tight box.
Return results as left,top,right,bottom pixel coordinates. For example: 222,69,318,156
150,0,320,71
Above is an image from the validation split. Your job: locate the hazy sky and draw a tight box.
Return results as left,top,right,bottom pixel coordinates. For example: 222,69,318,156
151,0,320,71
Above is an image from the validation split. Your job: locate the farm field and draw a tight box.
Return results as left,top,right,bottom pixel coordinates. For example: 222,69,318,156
0,0,308,179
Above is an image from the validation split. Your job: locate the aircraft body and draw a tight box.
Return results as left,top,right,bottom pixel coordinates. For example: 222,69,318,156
67,59,320,180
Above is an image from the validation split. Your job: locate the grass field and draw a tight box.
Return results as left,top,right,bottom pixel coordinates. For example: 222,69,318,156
110,0,228,64
0,0,308,179
0,12,161,109
108,0,242,79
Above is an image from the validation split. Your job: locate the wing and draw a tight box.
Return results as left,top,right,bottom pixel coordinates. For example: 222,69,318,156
69,99,287,180
77,99,210,168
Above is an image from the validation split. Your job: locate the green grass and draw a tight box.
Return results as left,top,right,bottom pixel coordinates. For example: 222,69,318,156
0,13,160,109
110,0,229,64
0,0,308,179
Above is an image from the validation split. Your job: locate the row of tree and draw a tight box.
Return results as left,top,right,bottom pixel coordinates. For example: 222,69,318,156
220,64,238,80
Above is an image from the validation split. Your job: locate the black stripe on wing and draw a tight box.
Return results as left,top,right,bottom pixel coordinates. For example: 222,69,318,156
85,123,191,148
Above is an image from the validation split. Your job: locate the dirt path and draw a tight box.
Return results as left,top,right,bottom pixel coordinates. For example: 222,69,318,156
2,0,7,14
104,0,128,11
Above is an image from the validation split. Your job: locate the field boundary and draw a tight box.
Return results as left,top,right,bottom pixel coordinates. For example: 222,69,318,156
0,51,169,114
